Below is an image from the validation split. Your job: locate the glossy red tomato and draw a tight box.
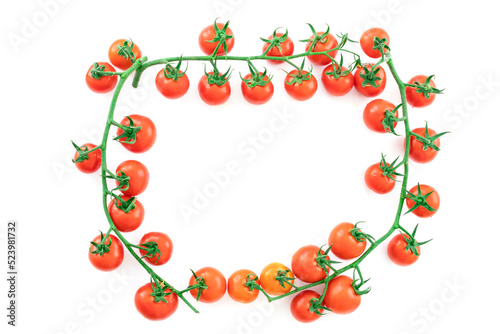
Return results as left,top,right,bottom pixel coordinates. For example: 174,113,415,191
262,33,294,64
360,28,390,58
155,69,190,99
116,114,157,153
305,33,338,66
198,73,231,105
115,160,149,197
284,70,317,101
240,73,274,105
407,127,440,163
198,22,234,56
260,262,294,296
387,234,419,266
85,62,118,94
108,39,142,70
321,64,354,96
405,75,436,108
323,275,360,314
74,143,101,174
354,64,387,97
406,184,440,218
189,267,226,303
363,99,397,133
135,283,178,321
108,196,144,232
364,162,396,194
227,269,260,303
328,222,367,260
291,245,329,283
290,290,322,323
88,234,124,271
139,232,173,266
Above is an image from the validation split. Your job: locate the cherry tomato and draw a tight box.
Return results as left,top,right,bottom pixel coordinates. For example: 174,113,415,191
240,73,274,105
88,234,124,271
365,162,396,194
139,232,173,266
260,262,294,296
155,69,190,99
199,22,234,56
115,160,149,197
305,33,338,66
135,283,178,321
116,114,157,153
108,39,142,71
407,127,440,163
198,73,231,105
228,269,260,303
354,64,387,97
328,222,367,260
262,33,294,64
291,245,329,283
85,62,117,94
405,75,436,108
406,184,440,218
74,143,101,174
108,196,144,232
323,275,360,314
321,64,354,96
360,28,390,58
363,99,397,133
290,290,322,323
284,70,317,101
189,267,226,303
387,234,419,266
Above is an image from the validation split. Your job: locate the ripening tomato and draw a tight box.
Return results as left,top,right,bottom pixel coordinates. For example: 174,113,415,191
155,69,190,99
360,28,390,58
108,196,144,232
189,267,226,303
262,33,294,64
363,99,397,133
284,70,317,101
365,162,396,194
135,283,178,321
198,73,231,105
88,234,124,271
387,234,419,266
115,160,149,197
108,39,142,71
407,127,440,163
139,232,173,266
85,62,118,94
406,184,440,218
323,275,360,314
116,115,157,153
198,22,234,56
405,75,436,108
291,245,329,283
74,143,101,174
240,73,274,105
328,223,367,260
305,33,338,66
290,290,322,323
321,64,354,96
260,262,295,296
227,269,260,303
354,64,387,97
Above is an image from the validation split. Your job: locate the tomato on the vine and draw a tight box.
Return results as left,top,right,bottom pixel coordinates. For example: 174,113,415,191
155,69,190,99
387,234,419,266
116,114,157,153
73,143,101,174
240,72,274,105
323,275,360,314
189,267,226,303
198,22,234,56
354,64,387,97
291,245,329,283
135,283,178,321
260,262,295,296
407,127,441,163
365,162,396,194
198,72,231,105
108,196,144,232
262,32,294,64
228,269,260,303
328,223,367,260
321,63,354,96
115,160,149,197
363,99,398,133
85,62,117,94
305,32,338,66
290,290,322,323
88,234,124,272
284,69,317,101
360,28,390,58
108,39,142,71
405,75,437,108
139,232,173,266
406,184,440,218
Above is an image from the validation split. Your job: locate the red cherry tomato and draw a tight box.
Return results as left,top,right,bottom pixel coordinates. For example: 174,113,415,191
116,114,157,153
364,162,396,194
291,245,329,283
135,283,178,321
360,28,390,58
328,222,367,260
198,73,231,105
199,22,234,56
406,184,440,218
155,69,190,99
85,62,117,94
387,234,419,266
115,160,149,197
405,75,437,108
74,143,101,174
284,70,317,101
305,33,338,66
228,269,260,303
260,262,294,296
262,33,294,64
354,64,387,97
108,39,142,70
323,275,360,314
88,234,124,271
290,290,322,323
108,196,144,232
189,267,226,303
363,99,397,133
139,232,173,266
240,72,274,105
407,127,441,163
321,64,354,96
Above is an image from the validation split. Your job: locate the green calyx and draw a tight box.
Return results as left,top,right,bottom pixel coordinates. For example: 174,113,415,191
350,222,376,244
409,75,444,98
352,267,371,295
140,241,162,264
113,195,137,213
261,27,289,56
379,154,404,182
90,62,106,80
149,278,173,303
400,224,432,256
240,61,273,88
382,103,406,135
163,58,188,81
113,116,142,144
309,297,331,316
359,64,382,88
189,269,208,301
284,58,313,85
300,23,330,52
206,19,233,57
405,183,437,215
372,36,391,56
244,273,260,291
205,60,231,86
316,244,341,273
411,122,449,151
89,231,112,256
110,170,130,192
117,39,137,63
325,55,351,79
72,141,91,163
274,269,295,288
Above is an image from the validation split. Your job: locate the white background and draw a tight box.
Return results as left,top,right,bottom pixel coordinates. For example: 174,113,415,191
1,0,499,333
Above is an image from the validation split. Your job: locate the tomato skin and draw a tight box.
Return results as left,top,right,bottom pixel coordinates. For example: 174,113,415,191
189,267,226,303
135,283,178,321
290,290,322,323
284,70,317,101
139,232,173,266
115,160,149,197
291,245,329,283
365,162,396,194
108,196,144,232
363,99,397,133
228,269,260,303
354,64,387,97
74,143,101,174
88,234,124,271
260,262,295,296
406,184,440,218
198,73,231,105
323,275,360,314
328,222,367,260
240,73,274,105
262,33,294,64
116,114,157,153
360,28,390,58
155,70,190,99
407,127,440,163
405,75,436,108
321,64,354,96
387,234,419,266
108,39,142,70
85,62,117,94
199,23,234,56
305,33,338,66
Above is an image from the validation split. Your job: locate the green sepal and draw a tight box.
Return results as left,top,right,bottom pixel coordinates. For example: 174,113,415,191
243,273,260,291
274,269,295,288
284,59,313,85
410,122,449,151
109,170,131,192
117,39,137,63
205,19,233,56
400,224,433,256
352,267,371,296
204,60,232,86
372,36,391,56
379,154,404,182
139,241,162,264
316,244,341,273
300,23,331,52
350,221,376,244
149,277,173,304
240,61,273,88
113,195,137,213
113,116,142,145
71,141,90,163
261,27,289,55
405,183,438,215
359,64,382,88
382,103,406,135
89,231,111,256
324,55,351,79
162,57,188,82
410,75,444,98
309,297,331,315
